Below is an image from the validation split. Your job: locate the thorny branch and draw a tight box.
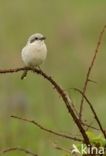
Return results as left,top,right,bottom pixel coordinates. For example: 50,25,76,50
0,147,38,156
11,115,82,142
0,66,90,145
79,25,106,120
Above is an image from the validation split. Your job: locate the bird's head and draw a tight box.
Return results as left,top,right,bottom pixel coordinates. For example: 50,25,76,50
27,33,46,44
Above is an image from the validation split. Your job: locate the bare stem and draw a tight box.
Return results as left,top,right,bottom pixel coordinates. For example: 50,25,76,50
0,147,37,156
75,88,106,138
11,115,82,142
79,25,106,120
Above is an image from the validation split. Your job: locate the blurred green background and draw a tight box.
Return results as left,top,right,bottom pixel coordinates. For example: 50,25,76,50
0,0,106,155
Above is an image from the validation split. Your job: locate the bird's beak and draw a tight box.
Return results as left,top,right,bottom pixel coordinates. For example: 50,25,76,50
40,36,46,40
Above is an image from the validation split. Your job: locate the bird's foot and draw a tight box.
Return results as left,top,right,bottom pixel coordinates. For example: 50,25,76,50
21,70,28,80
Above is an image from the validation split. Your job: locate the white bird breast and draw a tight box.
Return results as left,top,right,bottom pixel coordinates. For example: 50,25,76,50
21,41,47,67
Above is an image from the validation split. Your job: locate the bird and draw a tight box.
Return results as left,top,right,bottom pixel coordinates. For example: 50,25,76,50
21,33,47,79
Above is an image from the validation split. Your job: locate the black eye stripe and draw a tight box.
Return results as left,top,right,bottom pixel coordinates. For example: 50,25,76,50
30,36,46,43
30,37,39,43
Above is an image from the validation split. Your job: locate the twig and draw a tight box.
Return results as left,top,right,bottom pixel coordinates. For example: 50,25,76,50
10,115,82,142
74,88,106,138
81,121,99,131
82,120,95,131
0,67,90,145
0,147,37,156
52,143,71,154
69,88,99,131
79,25,106,120
88,79,97,84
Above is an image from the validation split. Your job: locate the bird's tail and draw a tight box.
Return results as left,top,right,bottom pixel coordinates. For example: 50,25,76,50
21,70,28,80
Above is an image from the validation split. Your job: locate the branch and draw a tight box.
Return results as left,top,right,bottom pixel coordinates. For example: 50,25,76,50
11,115,82,142
74,88,106,138
0,67,90,145
79,25,106,120
0,147,38,156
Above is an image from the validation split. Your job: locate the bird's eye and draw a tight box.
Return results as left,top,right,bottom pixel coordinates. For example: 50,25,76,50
35,37,38,40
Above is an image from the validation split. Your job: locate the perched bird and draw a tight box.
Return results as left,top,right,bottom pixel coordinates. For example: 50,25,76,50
21,33,47,79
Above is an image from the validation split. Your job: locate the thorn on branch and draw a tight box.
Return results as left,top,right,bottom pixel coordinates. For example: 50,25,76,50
88,79,97,84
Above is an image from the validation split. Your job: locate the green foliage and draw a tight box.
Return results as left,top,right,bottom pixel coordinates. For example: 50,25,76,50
86,131,106,146
71,131,106,155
